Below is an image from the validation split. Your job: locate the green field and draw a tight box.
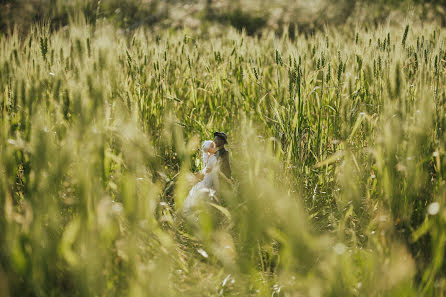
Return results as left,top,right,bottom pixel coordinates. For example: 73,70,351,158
1,9,446,297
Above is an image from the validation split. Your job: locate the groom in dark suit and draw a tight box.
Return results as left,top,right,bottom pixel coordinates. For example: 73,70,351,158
213,132,231,182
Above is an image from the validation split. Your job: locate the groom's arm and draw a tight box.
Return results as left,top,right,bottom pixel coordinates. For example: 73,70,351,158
220,151,231,180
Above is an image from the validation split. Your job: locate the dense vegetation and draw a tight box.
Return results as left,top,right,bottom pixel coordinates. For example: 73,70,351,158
2,0,446,34
1,7,446,297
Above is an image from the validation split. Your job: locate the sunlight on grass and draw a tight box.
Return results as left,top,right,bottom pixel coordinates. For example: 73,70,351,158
0,14,445,296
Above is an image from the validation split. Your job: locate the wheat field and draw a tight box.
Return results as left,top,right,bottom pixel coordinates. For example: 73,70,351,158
1,15,446,296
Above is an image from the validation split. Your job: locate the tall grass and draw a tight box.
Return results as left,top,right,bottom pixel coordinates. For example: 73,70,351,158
0,17,445,296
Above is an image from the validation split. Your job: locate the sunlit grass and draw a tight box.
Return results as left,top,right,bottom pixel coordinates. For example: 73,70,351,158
0,17,445,296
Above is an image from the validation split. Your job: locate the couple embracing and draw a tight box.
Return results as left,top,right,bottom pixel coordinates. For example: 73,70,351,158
183,132,231,218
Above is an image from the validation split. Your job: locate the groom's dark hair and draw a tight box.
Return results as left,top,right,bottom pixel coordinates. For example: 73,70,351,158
213,132,228,144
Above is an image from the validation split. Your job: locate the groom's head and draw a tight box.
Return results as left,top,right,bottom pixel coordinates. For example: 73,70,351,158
213,131,227,148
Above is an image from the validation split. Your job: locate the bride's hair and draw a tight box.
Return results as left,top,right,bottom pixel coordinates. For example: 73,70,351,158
201,140,213,168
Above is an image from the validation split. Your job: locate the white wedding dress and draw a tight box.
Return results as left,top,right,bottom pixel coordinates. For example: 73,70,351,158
183,154,218,216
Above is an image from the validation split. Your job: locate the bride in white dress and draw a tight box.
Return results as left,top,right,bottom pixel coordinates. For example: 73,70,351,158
183,140,218,217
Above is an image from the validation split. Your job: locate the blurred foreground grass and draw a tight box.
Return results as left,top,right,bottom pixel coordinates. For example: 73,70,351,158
0,16,446,296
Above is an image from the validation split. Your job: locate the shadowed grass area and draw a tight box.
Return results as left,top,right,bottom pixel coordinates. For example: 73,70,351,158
0,16,445,296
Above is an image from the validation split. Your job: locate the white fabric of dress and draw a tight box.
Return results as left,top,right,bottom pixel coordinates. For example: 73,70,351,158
183,154,217,216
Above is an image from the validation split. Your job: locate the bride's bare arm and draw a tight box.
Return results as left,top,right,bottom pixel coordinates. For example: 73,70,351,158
195,171,204,180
